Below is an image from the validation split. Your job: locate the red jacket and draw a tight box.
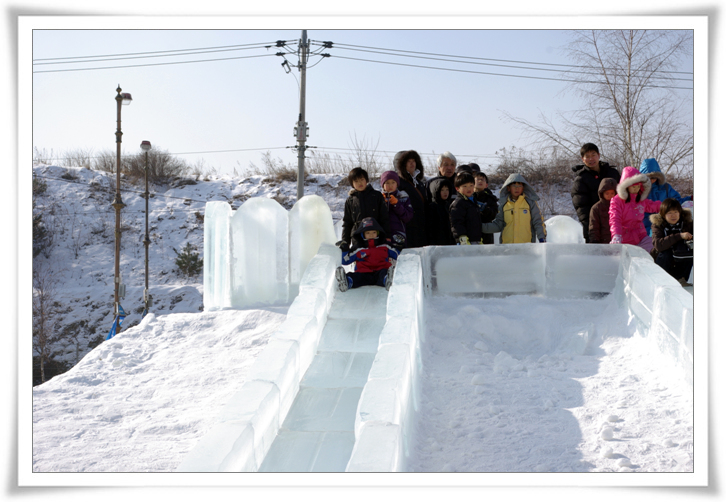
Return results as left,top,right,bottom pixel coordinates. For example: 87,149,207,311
342,238,397,273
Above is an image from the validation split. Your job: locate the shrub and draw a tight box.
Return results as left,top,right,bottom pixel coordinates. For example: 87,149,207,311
173,243,203,277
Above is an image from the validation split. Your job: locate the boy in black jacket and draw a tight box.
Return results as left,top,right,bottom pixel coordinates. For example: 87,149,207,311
339,167,391,252
449,172,483,245
473,171,498,244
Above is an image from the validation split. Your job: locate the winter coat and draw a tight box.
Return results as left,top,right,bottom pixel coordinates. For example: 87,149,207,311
425,178,455,245
609,166,662,246
342,184,391,249
649,209,693,256
639,158,693,236
571,161,620,241
397,177,427,248
474,188,498,244
382,188,414,248
341,218,398,273
588,177,618,244
449,192,483,243
482,173,546,243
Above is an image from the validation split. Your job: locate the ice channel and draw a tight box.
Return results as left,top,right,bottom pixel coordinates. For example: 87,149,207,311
178,202,694,473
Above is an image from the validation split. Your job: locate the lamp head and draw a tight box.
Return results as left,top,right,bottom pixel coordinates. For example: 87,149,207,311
140,141,152,152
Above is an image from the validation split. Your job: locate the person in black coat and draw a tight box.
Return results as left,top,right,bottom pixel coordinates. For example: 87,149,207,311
394,150,428,248
425,177,455,246
570,143,620,242
448,172,483,245
473,171,498,244
340,167,391,252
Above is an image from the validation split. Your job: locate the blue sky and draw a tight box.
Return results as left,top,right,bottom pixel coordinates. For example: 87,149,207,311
27,19,697,176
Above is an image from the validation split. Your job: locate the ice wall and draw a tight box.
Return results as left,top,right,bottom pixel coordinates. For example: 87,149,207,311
231,198,289,306
203,195,336,310
346,252,425,472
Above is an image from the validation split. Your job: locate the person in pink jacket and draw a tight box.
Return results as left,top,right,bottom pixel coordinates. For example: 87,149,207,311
609,166,662,253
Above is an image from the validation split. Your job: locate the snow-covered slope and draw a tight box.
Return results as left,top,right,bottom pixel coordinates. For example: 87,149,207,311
31,164,352,379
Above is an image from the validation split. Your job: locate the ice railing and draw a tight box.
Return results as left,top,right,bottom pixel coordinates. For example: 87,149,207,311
177,242,340,472
346,243,694,472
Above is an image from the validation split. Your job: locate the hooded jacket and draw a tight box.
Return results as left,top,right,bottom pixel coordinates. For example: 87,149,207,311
481,173,546,243
380,171,414,248
608,166,662,245
588,177,618,244
571,161,620,241
639,158,692,235
341,217,398,273
425,177,455,245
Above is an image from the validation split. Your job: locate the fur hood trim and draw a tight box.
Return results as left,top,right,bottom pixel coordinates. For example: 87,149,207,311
639,158,666,186
616,166,651,201
649,208,693,227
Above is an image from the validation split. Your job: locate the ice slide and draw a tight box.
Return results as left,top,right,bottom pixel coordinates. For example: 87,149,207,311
177,200,694,472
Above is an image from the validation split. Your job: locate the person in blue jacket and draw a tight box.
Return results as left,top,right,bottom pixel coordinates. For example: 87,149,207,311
639,158,693,236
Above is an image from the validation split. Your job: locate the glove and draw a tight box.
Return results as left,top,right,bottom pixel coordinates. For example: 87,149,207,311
458,236,471,245
476,201,487,212
386,193,398,205
610,234,622,244
539,238,546,243
335,240,349,252
393,233,406,246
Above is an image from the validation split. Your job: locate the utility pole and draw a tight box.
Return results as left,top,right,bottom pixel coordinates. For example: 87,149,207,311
294,30,309,201
112,86,131,336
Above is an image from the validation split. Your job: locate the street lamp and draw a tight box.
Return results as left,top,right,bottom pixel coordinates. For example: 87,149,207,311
111,85,132,337
140,140,152,318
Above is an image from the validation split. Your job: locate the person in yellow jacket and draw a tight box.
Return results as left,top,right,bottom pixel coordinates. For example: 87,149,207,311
482,173,547,243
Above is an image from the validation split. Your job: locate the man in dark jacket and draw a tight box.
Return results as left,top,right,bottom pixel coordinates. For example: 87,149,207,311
570,143,620,242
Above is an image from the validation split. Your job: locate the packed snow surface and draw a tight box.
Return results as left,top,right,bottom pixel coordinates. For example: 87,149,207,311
32,308,287,472
407,295,693,472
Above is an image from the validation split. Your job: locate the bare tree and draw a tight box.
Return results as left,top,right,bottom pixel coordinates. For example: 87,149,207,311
504,30,694,176
32,262,63,384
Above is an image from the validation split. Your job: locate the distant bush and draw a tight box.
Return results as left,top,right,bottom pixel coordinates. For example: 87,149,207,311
125,148,190,184
173,243,203,277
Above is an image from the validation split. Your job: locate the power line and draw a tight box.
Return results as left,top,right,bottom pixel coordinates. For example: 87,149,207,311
32,53,277,74
327,54,693,91
33,40,295,63
33,44,287,67
321,41,694,77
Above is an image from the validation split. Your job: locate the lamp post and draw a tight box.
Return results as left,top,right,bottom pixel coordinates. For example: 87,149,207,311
140,140,152,318
113,85,132,333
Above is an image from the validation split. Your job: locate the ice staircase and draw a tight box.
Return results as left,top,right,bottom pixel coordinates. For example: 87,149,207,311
258,287,388,472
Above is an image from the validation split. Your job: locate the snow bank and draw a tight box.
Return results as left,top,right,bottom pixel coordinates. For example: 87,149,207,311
176,244,339,472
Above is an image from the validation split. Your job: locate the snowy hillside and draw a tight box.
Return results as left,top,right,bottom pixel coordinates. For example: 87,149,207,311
31,164,354,382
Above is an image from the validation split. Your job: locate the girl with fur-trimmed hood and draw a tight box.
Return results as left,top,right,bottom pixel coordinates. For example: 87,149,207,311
481,173,546,244
608,166,662,252
649,198,693,285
